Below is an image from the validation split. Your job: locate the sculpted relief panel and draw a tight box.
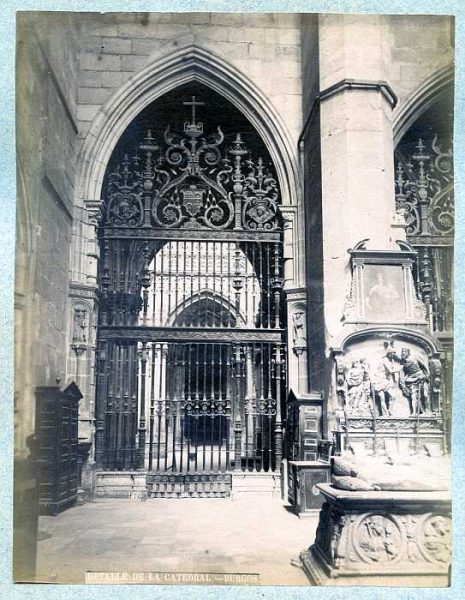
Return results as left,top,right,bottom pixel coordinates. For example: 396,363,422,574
312,502,451,576
335,339,441,418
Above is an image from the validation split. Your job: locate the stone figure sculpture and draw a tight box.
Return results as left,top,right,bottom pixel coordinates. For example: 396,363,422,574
292,309,307,355
399,347,431,415
331,452,450,492
370,342,402,416
72,306,88,344
345,358,372,415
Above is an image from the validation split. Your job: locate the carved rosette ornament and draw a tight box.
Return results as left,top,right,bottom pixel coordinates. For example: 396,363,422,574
103,97,281,232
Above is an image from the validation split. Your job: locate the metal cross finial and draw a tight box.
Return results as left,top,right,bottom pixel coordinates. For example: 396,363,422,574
183,95,205,125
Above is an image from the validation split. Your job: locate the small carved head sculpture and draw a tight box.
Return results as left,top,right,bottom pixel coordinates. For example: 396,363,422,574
401,347,411,360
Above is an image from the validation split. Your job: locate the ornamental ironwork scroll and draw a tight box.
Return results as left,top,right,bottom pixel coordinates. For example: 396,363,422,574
104,96,281,232
395,136,454,237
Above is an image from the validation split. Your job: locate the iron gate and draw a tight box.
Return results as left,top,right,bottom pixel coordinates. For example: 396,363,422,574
95,94,286,496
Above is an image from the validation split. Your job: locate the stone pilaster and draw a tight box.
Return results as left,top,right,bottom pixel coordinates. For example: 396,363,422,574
318,14,401,347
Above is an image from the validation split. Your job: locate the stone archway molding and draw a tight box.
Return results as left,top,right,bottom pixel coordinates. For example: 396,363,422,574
393,64,454,147
76,44,300,211
335,326,441,357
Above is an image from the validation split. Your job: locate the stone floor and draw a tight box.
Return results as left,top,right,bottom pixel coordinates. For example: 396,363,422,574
36,496,317,586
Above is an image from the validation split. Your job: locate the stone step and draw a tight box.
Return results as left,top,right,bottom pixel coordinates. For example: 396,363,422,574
231,473,282,499
94,471,282,499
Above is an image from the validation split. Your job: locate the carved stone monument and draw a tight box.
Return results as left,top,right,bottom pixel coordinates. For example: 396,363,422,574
299,483,451,586
299,447,451,586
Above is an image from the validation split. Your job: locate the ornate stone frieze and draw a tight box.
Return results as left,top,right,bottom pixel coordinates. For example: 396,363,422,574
346,417,442,432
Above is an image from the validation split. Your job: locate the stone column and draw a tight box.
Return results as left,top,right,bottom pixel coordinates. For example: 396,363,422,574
318,14,400,346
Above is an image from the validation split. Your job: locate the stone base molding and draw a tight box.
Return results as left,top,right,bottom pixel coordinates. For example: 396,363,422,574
300,484,451,587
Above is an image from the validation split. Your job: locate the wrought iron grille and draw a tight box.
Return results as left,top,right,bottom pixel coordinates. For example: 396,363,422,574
395,135,454,333
95,96,286,479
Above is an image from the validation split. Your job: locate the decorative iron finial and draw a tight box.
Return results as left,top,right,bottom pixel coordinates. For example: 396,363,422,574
183,95,205,136
140,130,159,153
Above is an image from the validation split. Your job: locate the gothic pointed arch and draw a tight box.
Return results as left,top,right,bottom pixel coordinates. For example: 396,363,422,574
76,45,300,212
393,64,454,146
93,62,289,481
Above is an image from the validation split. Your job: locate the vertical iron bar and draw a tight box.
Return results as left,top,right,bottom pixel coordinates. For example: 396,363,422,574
267,343,274,471
151,248,156,324
265,244,271,328
167,242,173,327
252,242,257,328
138,342,147,469
123,341,130,469
159,244,164,327
212,241,216,326
182,241,187,327
225,344,232,471
218,344,223,472
189,241,194,328
234,344,243,471
186,344,192,473
258,244,264,328
116,342,123,468
156,344,162,471
163,345,169,472
194,343,200,471
179,345,185,473
210,343,215,471
244,243,249,326
171,349,178,473
227,243,232,327
202,344,207,470
148,343,156,470
274,343,283,470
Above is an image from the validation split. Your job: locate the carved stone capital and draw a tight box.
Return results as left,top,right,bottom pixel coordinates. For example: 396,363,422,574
85,200,104,227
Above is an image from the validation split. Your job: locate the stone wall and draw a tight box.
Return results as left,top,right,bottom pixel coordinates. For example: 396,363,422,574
75,12,303,151
387,15,454,117
15,12,80,580
16,12,80,455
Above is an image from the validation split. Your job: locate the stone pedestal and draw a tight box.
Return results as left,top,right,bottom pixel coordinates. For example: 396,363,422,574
300,484,451,587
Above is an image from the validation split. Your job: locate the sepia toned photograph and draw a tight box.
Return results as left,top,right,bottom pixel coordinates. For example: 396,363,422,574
14,9,454,588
